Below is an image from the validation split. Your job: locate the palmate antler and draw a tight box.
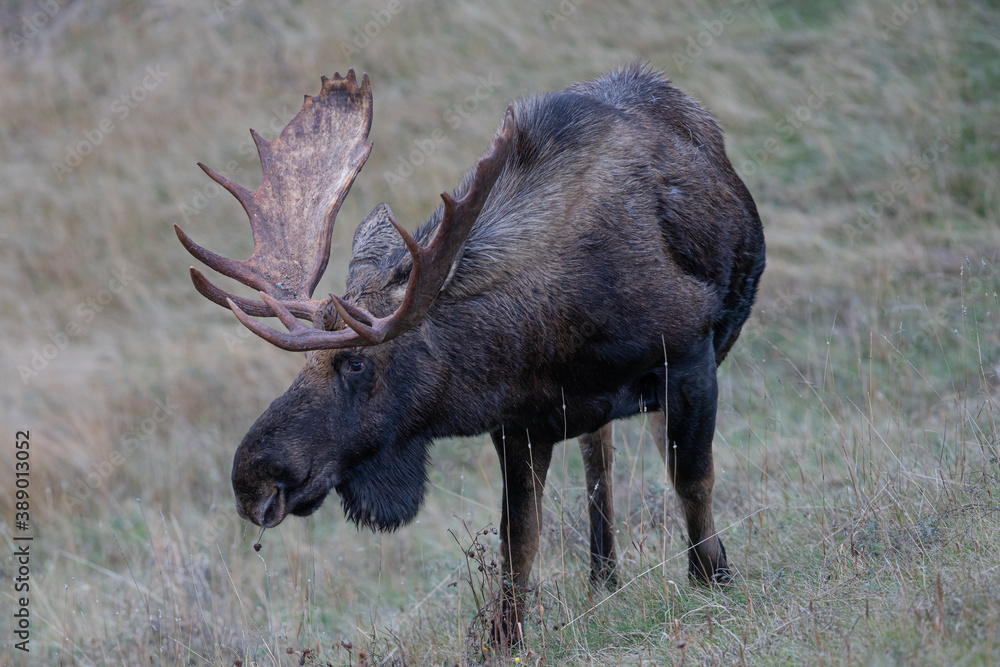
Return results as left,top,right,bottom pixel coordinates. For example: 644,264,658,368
175,70,373,320
177,70,514,352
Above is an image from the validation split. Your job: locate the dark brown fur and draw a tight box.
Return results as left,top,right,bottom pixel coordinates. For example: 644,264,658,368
225,63,764,635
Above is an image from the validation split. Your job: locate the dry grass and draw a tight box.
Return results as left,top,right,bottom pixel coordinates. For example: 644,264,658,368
1,0,998,664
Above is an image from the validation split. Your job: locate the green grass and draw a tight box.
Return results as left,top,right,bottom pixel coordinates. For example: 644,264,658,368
2,0,999,664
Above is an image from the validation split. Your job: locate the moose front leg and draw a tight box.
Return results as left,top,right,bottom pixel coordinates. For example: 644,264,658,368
490,427,554,642
578,423,617,585
651,336,730,583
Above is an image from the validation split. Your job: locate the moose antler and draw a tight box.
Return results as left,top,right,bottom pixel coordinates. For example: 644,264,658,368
175,70,374,319
228,106,516,351
178,69,514,352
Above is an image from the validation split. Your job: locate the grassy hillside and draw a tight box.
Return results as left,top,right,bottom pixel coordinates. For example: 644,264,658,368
1,0,998,664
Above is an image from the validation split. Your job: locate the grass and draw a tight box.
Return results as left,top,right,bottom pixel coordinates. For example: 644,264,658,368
1,0,999,664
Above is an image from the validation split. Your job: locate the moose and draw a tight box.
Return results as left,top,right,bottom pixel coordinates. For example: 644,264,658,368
176,64,765,632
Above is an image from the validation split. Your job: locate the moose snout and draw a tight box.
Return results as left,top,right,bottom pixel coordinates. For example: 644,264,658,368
232,441,335,528
234,482,288,527
231,448,297,527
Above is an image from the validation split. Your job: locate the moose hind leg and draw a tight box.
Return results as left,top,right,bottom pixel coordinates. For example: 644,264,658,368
656,336,730,583
578,422,617,586
491,428,554,642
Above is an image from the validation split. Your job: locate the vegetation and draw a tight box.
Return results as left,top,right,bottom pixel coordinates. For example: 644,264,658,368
1,0,997,664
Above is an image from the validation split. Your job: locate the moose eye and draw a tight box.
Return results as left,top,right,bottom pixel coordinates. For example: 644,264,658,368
345,359,366,374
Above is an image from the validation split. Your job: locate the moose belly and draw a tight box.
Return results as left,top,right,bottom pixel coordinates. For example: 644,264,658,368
515,366,666,444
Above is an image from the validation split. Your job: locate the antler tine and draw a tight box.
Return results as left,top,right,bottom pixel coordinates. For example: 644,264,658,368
189,267,318,319
175,224,272,294
199,162,254,213
227,293,373,352
177,70,374,318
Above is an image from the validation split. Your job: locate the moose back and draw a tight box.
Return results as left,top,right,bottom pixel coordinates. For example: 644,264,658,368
177,63,765,624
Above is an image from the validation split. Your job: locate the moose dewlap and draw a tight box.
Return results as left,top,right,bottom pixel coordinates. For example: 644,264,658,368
176,63,765,636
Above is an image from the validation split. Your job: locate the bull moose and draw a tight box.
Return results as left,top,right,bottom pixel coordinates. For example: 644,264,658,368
176,64,765,631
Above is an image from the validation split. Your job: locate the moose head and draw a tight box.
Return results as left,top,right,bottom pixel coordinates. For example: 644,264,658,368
176,71,513,530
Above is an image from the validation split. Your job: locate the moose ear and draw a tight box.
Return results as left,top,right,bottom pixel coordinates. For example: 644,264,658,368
348,201,467,311
346,203,412,316
350,203,406,265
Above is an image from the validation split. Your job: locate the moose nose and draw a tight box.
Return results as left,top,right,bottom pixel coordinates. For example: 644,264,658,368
236,484,288,528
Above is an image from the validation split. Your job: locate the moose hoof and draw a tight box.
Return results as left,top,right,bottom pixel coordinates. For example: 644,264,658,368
485,588,523,646
688,538,731,585
589,564,619,590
